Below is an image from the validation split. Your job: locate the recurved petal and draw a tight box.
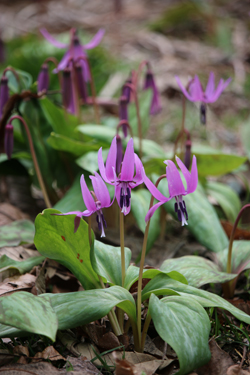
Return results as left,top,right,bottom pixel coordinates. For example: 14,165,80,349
53,50,71,73
165,160,186,196
143,175,168,201
175,156,191,189
210,77,231,102
105,137,117,182
80,174,97,211
145,201,165,223
188,155,198,193
84,29,105,50
120,138,135,181
133,153,144,185
190,75,204,101
40,28,68,49
205,72,215,98
175,76,194,101
90,172,111,207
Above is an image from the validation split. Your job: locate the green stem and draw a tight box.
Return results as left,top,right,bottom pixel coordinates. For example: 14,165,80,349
9,115,51,208
120,211,126,287
141,311,151,351
137,174,166,351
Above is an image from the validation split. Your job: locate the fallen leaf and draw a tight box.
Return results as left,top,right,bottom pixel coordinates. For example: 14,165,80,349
0,273,36,297
32,346,65,362
0,203,29,226
64,355,102,374
84,323,120,350
13,345,29,357
0,361,60,374
227,365,250,375
114,357,137,375
221,221,250,240
0,349,14,366
196,339,234,375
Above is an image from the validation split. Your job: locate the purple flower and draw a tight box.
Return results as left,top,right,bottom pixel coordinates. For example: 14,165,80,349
40,28,105,82
37,63,49,94
4,123,13,160
0,75,9,119
62,68,76,114
75,63,88,103
98,137,144,215
144,155,198,225
175,72,231,104
55,172,112,237
143,70,162,115
119,96,128,137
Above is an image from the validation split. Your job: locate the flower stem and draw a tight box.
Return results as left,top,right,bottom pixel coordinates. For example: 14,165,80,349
9,115,51,208
134,90,143,159
223,204,250,299
136,174,166,351
120,211,126,287
88,217,122,336
141,311,151,351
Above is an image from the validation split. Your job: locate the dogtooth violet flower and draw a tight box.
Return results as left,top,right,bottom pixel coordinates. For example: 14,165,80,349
40,28,105,82
144,155,198,225
37,63,49,94
98,137,144,215
176,72,231,124
54,172,113,237
0,75,9,119
143,69,162,115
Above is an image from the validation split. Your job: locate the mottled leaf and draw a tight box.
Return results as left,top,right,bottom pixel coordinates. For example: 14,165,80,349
0,254,45,275
217,240,250,274
0,220,35,247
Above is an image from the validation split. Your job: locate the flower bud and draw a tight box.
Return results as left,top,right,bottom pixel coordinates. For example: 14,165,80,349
143,69,161,115
75,63,88,103
4,123,14,160
119,96,128,137
0,75,9,119
184,140,192,170
122,79,132,103
62,68,75,114
37,63,49,94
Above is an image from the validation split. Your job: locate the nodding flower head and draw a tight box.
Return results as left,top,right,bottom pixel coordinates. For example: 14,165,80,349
175,72,231,104
37,63,49,94
98,137,144,215
122,78,132,104
4,123,13,160
119,96,129,137
144,155,198,224
40,28,105,82
75,63,88,103
62,68,76,114
143,69,162,115
0,75,9,119
53,172,113,237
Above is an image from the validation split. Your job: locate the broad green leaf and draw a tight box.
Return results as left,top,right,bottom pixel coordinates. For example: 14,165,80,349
217,240,250,274
34,209,100,290
149,294,211,375
195,153,247,177
0,287,137,338
131,189,161,257
47,133,99,156
142,273,250,324
40,97,78,137
128,90,151,136
161,255,237,287
53,174,86,213
76,149,109,173
154,176,229,252
0,255,45,275
206,181,241,222
91,241,131,286
7,69,32,92
0,220,35,247
0,292,57,341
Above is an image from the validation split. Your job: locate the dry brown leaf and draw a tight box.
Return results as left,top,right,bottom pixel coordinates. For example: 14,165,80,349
221,221,250,240
17,355,28,364
227,365,250,375
196,339,234,375
0,349,14,366
83,323,120,350
32,346,65,362
0,203,29,226
0,246,41,261
114,357,137,375
13,345,29,357
64,355,102,375
0,361,60,374
0,273,36,297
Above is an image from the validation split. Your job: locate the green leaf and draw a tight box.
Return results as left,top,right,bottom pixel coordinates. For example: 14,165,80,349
91,241,131,286
0,255,45,275
142,273,250,324
217,240,250,274
195,153,247,177
47,133,99,157
34,208,100,290
131,189,161,257
40,97,78,137
76,149,109,173
154,177,229,252
149,294,211,375
160,255,237,288
0,292,58,341
7,69,32,92
0,220,35,247
128,90,151,136
206,181,241,222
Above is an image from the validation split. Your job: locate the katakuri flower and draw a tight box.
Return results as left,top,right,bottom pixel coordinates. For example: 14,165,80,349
98,137,144,215
0,75,9,119
37,63,49,94
144,155,198,225
143,69,162,115
55,172,112,237
40,28,105,82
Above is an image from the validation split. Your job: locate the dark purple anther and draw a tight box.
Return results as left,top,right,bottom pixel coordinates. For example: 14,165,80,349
0,76,9,119
119,96,128,137
4,123,13,160
184,139,192,170
75,63,88,103
62,68,75,114
116,134,123,174
200,103,206,125
37,63,49,94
